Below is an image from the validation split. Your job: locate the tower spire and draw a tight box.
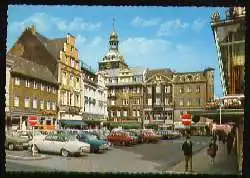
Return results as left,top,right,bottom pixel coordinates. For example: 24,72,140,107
112,17,116,32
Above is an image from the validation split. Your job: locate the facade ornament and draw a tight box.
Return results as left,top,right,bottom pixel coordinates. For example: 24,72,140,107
211,11,220,22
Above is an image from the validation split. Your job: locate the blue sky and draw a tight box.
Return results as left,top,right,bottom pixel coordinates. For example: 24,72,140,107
7,5,228,97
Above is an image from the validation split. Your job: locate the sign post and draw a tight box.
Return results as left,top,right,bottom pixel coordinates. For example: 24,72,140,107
28,116,37,157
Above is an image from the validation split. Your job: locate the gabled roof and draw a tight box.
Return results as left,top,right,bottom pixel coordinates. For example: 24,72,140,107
8,54,58,85
35,32,66,60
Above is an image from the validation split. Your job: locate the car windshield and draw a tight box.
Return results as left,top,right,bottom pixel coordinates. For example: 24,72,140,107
86,135,98,140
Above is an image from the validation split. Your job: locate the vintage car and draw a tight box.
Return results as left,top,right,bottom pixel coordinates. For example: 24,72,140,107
140,130,161,143
31,132,90,157
107,130,136,146
87,131,113,149
75,132,109,153
5,130,30,150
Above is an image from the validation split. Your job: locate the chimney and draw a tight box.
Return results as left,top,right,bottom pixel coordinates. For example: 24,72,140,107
30,24,35,35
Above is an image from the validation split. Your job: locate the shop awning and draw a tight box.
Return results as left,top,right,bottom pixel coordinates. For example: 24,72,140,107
190,109,244,120
60,120,87,127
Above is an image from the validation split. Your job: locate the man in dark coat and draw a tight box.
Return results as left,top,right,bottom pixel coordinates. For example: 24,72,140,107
182,136,193,172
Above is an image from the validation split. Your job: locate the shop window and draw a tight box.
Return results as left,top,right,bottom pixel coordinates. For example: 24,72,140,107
14,77,20,85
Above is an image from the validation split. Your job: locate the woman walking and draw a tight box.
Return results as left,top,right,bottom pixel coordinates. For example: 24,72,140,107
207,139,218,165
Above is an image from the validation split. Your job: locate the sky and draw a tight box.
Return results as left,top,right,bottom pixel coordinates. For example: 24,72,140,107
7,5,228,97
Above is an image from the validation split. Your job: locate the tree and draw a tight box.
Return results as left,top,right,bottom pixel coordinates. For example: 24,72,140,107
192,115,200,123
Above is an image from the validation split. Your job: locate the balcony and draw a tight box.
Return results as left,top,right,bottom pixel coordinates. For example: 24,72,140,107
60,105,81,114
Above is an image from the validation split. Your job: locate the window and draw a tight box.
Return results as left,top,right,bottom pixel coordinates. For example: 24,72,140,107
117,111,121,117
148,98,152,105
75,95,79,107
137,87,140,93
137,110,140,117
122,99,128,105
70,75,74,86
110,111,114,117
63,72,67,85
14,96,19,107
179,87,184,93
187,86,191,93
47,86,51,92
41,83,44,91
71,58,75,68
25,80,30,87
33,81,38,89
123,111,128,117
187,99,191,106
156,86,161,93
47,101,51,110
196,97,201,106
14,77,20,85
196,86,200,93
40,100,44,109
33,98,37,109
165,86,171,93
179,99,184,106
133,110,136,117
52,102,56,110
111,100,115,106
24,97,30,108
137,99,140,105
156,98,161,105
147,87,152,94
165,98,169,105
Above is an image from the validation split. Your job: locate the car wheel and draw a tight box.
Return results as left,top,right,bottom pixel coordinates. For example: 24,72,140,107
8,143,14,151
31,144,39,153
61,149,70,157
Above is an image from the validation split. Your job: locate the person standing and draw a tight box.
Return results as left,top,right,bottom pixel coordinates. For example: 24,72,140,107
182,136,193,172
227,132,234,155
207,139,218,165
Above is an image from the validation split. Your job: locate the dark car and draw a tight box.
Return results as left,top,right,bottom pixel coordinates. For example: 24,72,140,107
76,132,108,153
5,130,30,150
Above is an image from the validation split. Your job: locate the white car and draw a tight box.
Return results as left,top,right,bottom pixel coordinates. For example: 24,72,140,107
31,132,90,157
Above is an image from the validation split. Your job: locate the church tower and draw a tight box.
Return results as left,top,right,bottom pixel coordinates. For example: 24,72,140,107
98,19,128,71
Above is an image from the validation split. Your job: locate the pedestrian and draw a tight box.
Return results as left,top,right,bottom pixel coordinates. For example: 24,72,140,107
227,132,234,155
182,136,193,172
207,139,218,165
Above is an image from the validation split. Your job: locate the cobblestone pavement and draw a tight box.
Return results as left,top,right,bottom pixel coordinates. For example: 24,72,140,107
6,136,211,173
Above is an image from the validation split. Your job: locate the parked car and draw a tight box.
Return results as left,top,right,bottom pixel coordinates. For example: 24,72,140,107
87,131,113,149
5,130,30,150
140,130,161,143
31,132,90,157
107,130,135,146
75,132,109,153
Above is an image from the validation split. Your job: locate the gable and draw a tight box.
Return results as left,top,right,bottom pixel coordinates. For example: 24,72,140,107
8,30,58,78
146,73,173,84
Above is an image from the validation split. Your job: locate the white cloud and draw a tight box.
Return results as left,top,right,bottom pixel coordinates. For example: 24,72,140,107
8,12,50,33
131,16,161,27
192,18,207,31
157,19,189,36
8,12,101,33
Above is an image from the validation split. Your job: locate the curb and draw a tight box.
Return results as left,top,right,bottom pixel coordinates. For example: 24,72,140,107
6,154,51,161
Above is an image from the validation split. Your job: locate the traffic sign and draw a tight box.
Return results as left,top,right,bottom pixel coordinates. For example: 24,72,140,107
181,114,192,126
28,116,38,126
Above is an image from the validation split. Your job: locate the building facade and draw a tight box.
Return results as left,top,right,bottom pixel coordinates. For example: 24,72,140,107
81,63,108,128
98,28,146,128
6,25,59,130
143,69,174,126
211,7,245,173
172,68,215,121
6,57,14,130
57,34,83,123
